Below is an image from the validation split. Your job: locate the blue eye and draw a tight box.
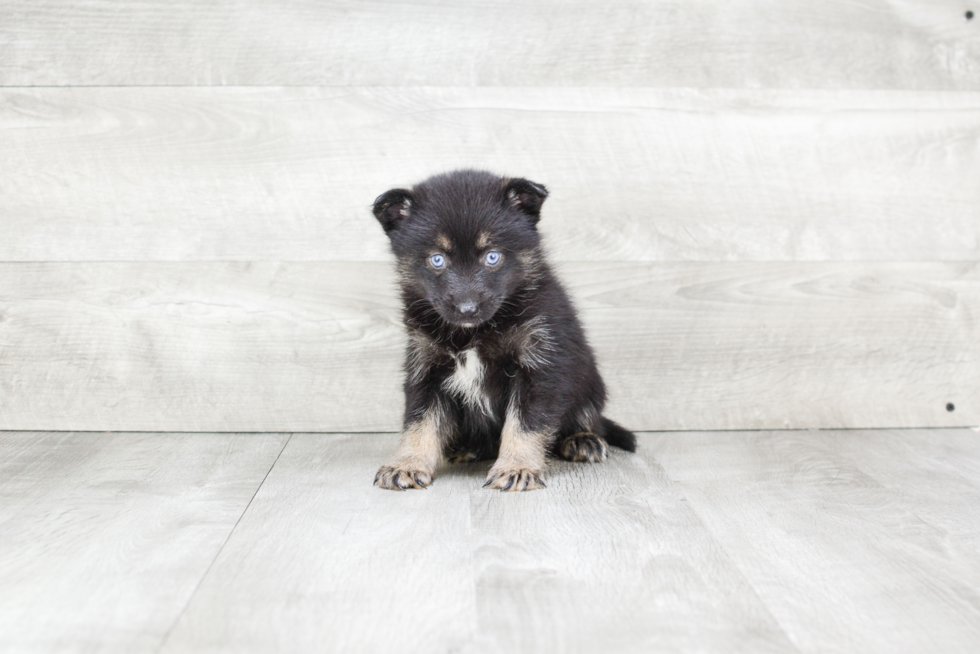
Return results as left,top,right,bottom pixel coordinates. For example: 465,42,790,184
429,253,446,268
485,250,501,266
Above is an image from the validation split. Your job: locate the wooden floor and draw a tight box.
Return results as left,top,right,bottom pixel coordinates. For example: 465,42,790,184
2,429,979,653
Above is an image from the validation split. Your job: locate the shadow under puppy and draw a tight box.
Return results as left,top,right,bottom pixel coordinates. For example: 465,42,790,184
372,169,635,492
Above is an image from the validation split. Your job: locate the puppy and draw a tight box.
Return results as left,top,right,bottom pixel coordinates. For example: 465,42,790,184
372,169,635,492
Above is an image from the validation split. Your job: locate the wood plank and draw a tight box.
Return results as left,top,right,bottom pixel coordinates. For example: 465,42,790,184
465,448,794,652
0,261,976,432
0,431,289,653
162,432,795,653
579,261,980,431
831,428,980,546
0,0,977,88
648,429,980,652
159,433,480,653
2,87,979,262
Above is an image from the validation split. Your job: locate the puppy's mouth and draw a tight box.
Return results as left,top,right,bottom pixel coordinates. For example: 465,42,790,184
437,301,500,329
444,314,487,329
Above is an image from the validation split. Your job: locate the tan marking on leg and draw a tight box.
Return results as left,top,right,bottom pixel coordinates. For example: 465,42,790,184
485,405,548,492
375,408,443,490
435,234,452,252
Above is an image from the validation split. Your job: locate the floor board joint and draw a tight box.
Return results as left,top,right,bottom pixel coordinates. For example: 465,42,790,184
154,432,294,653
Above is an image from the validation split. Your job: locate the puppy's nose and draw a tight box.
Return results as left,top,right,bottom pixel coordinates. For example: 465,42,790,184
457,300,478,316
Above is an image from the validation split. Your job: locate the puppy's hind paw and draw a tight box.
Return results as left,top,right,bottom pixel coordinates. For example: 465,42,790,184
447,450,480,464
558,432,608,463
484,467,546,492
374,465,432,490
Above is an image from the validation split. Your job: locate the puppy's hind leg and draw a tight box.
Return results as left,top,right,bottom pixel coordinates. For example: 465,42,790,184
554,406,609,463
556,432,608,463
375,407,445,490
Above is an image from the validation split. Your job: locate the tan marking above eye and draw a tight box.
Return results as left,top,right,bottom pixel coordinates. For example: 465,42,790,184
435,234,453,251
476,232,491,249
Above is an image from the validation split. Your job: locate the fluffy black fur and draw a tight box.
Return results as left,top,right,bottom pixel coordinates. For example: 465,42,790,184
372,169,635,492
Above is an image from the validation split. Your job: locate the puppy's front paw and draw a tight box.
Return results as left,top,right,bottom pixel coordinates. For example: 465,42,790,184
558,432,608,463
484,465,546,492
374,465,432,490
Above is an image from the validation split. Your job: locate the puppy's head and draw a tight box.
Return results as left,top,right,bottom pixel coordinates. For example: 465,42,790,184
373,169,548,328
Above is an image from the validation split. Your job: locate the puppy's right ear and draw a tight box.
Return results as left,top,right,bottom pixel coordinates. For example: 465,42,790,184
503,178,548,225
372,189,414,234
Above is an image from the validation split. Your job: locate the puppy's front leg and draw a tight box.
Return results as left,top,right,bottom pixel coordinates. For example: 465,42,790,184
375,407,445,491
485,405,549,492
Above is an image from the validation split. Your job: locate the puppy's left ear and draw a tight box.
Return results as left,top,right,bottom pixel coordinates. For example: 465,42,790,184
504,178,548,224
372,188,414,234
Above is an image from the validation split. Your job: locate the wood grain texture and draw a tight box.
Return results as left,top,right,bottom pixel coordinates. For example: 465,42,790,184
0,261,976,432
3,430,976,652
2,87,979,262
0,431,290,653
162,432,795,653
0,0,977,88
649,429,980,653
160,433,480,653
465,450,793,652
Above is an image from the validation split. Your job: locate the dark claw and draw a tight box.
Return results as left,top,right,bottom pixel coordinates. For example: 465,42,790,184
500,475,515,491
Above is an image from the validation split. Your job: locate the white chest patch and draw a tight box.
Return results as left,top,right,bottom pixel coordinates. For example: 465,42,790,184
443,349,492,416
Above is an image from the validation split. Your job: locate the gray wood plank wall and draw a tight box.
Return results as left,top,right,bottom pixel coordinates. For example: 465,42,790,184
2,261,975,431
2,1,978,89
0,1,977,432
3,88,979,263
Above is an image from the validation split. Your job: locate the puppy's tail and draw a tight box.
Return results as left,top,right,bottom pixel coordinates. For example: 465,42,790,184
598,416,637,453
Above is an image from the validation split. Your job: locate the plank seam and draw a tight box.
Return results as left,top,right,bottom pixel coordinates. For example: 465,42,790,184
0,260,977,265
154,432,294,653
2,428,979,436
653,470,803,652
2,85,980,92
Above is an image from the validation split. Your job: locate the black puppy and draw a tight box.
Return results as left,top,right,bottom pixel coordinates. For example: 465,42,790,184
372,169,635,491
